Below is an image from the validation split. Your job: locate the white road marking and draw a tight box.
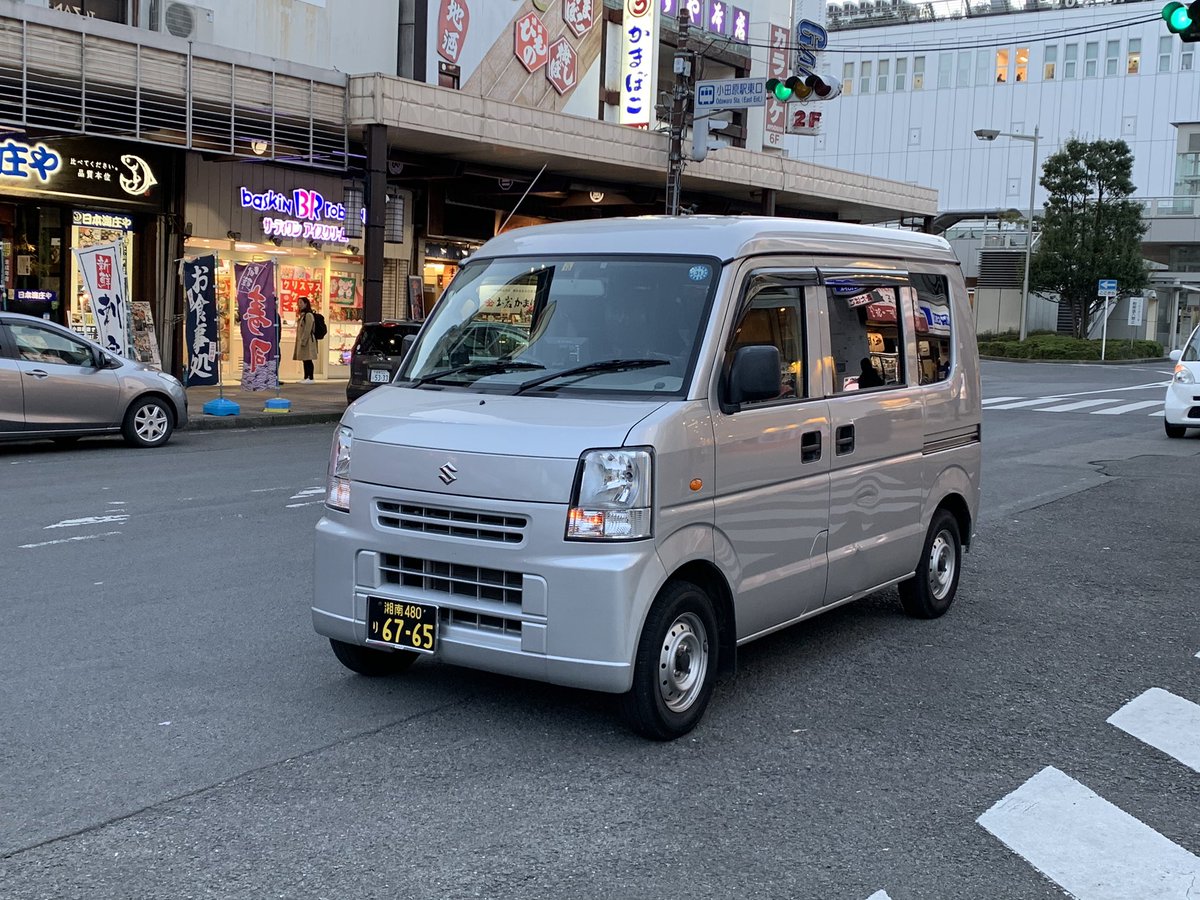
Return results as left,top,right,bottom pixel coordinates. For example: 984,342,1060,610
981,396,1024,405
44,515,129,530
978,766,1200,900
288,486,325,500
985,398,1066,410
286,500,325,509
1107,688,1200,773
1091,400,1165,415
251,487,288,493
1050,380,1171,398
21,531,122,549
866,892,892,900
1151,410,1166,417
106,501,126,505
1036,399,1120,413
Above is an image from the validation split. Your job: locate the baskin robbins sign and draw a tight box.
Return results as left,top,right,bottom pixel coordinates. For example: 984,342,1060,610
239,186,349,244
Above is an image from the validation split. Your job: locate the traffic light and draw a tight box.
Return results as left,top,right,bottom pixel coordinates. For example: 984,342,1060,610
764,73,843,102
1163,0,1200,41
691,114,731,162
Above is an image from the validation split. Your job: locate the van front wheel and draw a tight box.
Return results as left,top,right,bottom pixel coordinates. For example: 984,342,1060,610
899,509,962,619
621,580,719,741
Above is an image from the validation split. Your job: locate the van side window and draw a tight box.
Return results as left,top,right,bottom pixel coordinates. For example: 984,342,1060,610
825,284,905,392
727,282,806,404
911,274,953,384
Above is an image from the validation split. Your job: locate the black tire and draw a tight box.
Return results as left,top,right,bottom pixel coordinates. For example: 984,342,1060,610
621,580,719,741
899,509,962,619
329,638,419,677
121,396,173,448
1165,421,1187,439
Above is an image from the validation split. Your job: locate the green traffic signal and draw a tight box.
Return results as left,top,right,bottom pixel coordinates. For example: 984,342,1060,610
766,77,797,101
1164,1,1192,32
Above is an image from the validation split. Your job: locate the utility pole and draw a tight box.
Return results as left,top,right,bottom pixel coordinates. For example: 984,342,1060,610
666,7,692,216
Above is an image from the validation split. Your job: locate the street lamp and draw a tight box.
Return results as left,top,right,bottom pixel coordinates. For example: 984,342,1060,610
975,125,1041,341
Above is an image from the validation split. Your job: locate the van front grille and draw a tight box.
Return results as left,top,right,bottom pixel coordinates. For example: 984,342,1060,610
376,501,527,544
379,554,523,607
439,608,523,636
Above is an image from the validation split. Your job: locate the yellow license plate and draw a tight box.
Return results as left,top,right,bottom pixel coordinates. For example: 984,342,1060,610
366,598,437,654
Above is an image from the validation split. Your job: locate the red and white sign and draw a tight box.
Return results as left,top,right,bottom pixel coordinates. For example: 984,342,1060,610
436,0,469,63
515,11,549,73
786,106,824,135
764,24,789,148
547,37,578,94
563,0,596,36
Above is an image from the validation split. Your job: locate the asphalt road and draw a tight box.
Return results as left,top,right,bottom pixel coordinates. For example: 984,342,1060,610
1,361,1197,900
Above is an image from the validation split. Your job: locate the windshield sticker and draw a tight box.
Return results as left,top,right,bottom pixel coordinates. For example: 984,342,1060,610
688,265,710,282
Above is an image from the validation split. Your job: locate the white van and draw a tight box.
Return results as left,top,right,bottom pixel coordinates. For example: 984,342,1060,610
312,217,981,740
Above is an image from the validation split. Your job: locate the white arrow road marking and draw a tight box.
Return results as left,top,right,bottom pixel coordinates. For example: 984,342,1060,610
45,515,129,529
866,892,893,900
288,486,325,500
1108,688,1200,773
21,531,122,549
981,396,1024,405
1092,400,1165,415
286,501,325,508
1036,398,1120,413
978,766,1200,900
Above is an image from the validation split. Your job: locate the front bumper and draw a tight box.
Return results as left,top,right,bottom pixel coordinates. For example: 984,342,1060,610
1164,380,1200,425
312,482,667,694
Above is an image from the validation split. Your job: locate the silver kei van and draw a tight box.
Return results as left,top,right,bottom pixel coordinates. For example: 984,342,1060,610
312,217,981,740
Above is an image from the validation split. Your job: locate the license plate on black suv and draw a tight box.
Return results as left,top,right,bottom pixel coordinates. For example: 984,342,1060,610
366,598,437,653
369,369,391,383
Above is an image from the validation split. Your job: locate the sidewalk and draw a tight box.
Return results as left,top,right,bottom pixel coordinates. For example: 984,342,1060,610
185,380,349,430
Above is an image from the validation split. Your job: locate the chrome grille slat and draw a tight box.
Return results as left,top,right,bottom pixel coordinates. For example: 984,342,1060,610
379,554,523,607
440,608,522,636
376,501,527,544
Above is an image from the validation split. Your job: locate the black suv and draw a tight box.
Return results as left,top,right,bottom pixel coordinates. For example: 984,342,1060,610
346,320,422,402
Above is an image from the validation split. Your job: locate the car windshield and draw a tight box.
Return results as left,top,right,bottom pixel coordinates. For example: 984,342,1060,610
398,254,720,396
1183,323,1200,362
356,324,418,356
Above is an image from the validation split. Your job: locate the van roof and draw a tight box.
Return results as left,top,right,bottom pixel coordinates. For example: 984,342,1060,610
474,216,957,265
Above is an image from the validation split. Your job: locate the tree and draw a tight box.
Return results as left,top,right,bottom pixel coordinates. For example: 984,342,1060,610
1029,138,1147,339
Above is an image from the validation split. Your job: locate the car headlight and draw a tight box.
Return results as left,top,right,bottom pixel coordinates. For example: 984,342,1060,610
326,426,352,512
566,448,653,541
1174,364,1195,384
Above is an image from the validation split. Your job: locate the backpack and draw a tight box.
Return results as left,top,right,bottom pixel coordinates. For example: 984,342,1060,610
311,312,327,340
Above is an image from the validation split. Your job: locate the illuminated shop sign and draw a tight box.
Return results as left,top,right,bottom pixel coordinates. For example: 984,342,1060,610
620,0,658,128
239,186,349,244
0,140,61,183
73,210,135,231
0,138,163,209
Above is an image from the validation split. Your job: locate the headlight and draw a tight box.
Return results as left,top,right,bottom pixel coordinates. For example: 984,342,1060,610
326,426,352,512
1175,364,1195,384
566,448,653,540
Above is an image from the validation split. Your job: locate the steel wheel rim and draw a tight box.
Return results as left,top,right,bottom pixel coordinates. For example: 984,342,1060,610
658,611,708,713
928,530,956,601
135,405,168,443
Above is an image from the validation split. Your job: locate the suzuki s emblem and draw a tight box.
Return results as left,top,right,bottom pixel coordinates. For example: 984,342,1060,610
438,462,458,485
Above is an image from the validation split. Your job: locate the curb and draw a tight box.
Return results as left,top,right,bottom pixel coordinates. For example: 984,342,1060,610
186,411,344,431
979,355,1169,366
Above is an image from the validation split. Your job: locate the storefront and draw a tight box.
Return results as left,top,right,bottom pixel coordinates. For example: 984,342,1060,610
0,136,170,361
183,155,366,384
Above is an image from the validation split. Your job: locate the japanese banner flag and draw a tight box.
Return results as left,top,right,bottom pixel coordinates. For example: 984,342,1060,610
73,242,130,358
234,260,279,391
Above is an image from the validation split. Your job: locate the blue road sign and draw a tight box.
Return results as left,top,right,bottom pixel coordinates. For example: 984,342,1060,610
1098,279,1118,296
694,78,767,111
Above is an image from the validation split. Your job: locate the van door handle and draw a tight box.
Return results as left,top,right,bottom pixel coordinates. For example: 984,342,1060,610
835,424,855,455
801,430,822,463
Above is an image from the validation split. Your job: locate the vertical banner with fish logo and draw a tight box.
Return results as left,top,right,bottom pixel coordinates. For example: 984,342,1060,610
184,254,220,386
73,241,129,357
234,260,279,391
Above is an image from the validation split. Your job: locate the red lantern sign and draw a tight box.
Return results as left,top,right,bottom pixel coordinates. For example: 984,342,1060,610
514,11,549,73
562,0,596,37
546,37,578,95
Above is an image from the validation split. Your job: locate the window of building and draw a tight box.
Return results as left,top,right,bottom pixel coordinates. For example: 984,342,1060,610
1105,40,1120,76
878,58,890,93
1127,38,1141,74
958,50,973,87
1015,47,1029,82
938,53,952,88
910,275,952,385
1184,46,1194,71
1160,35,1173,73
913,55,925,89
1085,41,1098,77
895,57,907,91
1044,45,1057,80
1064,43,1078,79
860,60,872,94
843,61,855,94
995,48,1010,83
976,47,992,85
1175,151,1200,196
825,283,907,392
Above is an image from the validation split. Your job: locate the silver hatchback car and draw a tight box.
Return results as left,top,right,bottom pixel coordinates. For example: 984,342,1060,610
0,311,188,448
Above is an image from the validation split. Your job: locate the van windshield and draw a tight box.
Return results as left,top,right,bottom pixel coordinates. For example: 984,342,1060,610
399,255,720,396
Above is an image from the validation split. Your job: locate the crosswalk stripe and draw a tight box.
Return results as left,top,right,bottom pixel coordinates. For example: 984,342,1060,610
1036,398,1119,412
978,766,1200,900
865,893,892,900
1091,400,1165,415
1107,688,1200,773
1151,410,1166,417
981,396,1024,405
985,398,1066,410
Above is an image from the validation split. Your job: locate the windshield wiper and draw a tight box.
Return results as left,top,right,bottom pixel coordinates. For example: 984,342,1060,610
513,358,670,395
408,359,544,388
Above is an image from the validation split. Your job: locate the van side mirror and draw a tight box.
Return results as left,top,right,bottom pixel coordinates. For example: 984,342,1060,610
401,334,416,359
727,344,782,408
1170,349,1183,362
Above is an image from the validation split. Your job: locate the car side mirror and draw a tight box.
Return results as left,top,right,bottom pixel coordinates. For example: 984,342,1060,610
727,344,782,408
401,334,416,358
1170,349,1183,363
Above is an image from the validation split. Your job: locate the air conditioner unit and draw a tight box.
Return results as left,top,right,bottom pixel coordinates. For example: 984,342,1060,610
842,2,859,15
145,0,215,43
827,3,843,16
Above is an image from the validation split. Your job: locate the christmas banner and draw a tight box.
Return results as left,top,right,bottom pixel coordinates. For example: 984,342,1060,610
234,260,279,391
183,255,220,386
73,241,129,357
